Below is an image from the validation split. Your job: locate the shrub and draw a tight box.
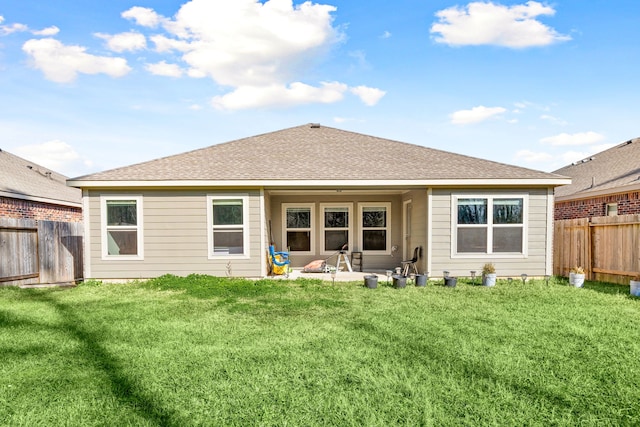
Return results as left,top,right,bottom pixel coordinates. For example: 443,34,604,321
482,263,496,275
570,266,585,274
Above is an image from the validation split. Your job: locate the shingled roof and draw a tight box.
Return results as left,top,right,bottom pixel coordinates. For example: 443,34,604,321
0,149,81,206
70,124,566,184
553,137,640,199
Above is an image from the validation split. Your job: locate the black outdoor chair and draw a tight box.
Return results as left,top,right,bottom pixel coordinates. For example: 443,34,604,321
401,246,421,276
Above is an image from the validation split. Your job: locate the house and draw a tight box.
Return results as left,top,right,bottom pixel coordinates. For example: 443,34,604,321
67,124,570,280
1,149,83,286
553,137,640,220
0,149,82,222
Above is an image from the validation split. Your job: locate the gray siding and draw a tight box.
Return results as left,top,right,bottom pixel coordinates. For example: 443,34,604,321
86,189,263,279
430,188,551,278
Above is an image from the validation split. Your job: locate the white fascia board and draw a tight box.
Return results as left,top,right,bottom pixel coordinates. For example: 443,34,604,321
67,178,572,188
0,190,82,208
555,181,640,202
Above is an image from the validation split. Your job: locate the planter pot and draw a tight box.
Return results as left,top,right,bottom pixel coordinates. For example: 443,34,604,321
415,274,427,287
572,273,585,288
364,275,378,289
569,272,575,285
482,273,497,287
630,280,640,297
393,275,407,288
444,277,457,287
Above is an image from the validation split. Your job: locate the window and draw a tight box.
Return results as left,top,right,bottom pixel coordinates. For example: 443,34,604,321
453,195,526,256
101,195,143,259
359,203,391,254
207,195,249,258
606,203,618,216
321,204,352,254
283,204,314,254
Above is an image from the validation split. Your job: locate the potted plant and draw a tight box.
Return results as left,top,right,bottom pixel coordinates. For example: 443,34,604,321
569,266,585,288
630,274,640,297
482,263,497,287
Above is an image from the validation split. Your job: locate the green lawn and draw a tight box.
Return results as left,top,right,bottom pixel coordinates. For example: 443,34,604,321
1,275,639,426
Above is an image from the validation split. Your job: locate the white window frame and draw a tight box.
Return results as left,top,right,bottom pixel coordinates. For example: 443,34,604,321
320,203,353,255
606,202,618,216
100,195,144,261
207,194,250,259
451,194,528,258
358,202,392,255
282,203,315,255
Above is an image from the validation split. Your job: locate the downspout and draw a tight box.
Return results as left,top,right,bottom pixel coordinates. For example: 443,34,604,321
259,188,267,277
426,187,433,276
82,188,91,279
546,187,554,276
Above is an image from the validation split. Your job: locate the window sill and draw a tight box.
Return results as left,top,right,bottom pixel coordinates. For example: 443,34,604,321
208,254,250,260
101,255,144,261
452,253,527,259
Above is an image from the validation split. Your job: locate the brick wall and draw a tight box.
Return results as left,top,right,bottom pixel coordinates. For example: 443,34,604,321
0,196,82,222
555,191,640,220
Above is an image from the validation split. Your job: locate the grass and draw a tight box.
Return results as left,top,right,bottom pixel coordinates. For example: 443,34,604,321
1,275,639,426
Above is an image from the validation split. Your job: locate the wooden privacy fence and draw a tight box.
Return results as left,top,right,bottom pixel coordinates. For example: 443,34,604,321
0,218,83,286
554,214,640,284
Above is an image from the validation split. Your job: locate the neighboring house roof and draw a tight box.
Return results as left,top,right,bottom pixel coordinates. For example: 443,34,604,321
553,137,640,200
69,124,569,187
0,149,82,207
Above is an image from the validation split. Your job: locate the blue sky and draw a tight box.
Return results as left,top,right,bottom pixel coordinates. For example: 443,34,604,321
0,0,638,177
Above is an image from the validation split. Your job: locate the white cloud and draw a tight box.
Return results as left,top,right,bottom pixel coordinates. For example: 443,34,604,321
1,20,28,35
32,26,60,36
450,105,506,125
562,143,616,164
124,0,367,110
431,1,571,48
160,0,340,87
13,140,92,176
540,114,568,125
122,6,163,28
22,38,131,83
516,141,618,171
348,50,370,70
150,34,192,53
0,17,58,36
95,31,146,53
559,150,594,165
540,131,604,146
350,86,386,106
18,1,381,109
515,149,553,164
145,61,184,77
211,81,348,110
590,143,617,153
381,31,392,39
